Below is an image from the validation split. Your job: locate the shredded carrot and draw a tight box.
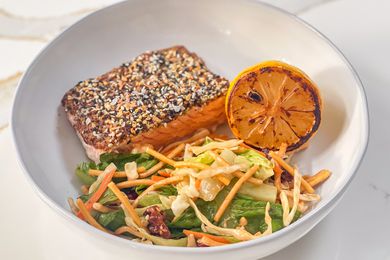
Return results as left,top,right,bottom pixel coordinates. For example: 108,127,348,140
269,151,314,194
174,161,209,170
215,175,231,186
77,166,116,219
108,182,142,227
140,144,185,178
161,128,210,153
116,179,155,189
76,198,109,233
151,175,166,182
158,170,171,177
133,176,183,207
195,179,201,190
214,165,259,222
183,230,230,243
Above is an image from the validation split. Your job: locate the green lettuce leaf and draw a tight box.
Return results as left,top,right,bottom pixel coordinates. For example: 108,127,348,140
186,151,215,165
168,180,300,234
138,194,161,207
98,189,118,205
75,162,97,185
99,153,140,170
135,153,158,170
99,152,157,171
97,209,126,231
158,185,178,196
135,184,148,195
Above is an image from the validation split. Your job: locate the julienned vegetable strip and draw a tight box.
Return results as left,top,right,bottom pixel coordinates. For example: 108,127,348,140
67,198,78,215
89,169,146,178
274,143,287,193
116,179,156,189
306,169,331,187
190,138,206,146
132,176,184,207
273,164,283,193
140,144,185,178
161,128,210,153
214,165,259,222
92,202,116,213
191,139,243,155
77,166,116,218
107,182,142,227
145,147,176,166
278,143,287,157
174,161,209,170
183,230,230,243
239,143,266,157
115,226,143,237
76,198,109,233
198,236,227,246
232,172,262,185
158,170,172,177
151,175,166,182
72,133,330,247
269,151,315,194
208,150,262,185
216,175,231,185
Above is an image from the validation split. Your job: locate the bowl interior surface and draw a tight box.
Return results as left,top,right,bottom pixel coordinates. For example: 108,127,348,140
12,0,367,250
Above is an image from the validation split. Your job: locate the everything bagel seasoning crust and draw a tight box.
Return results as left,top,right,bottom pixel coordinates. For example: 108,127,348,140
62,46,229,161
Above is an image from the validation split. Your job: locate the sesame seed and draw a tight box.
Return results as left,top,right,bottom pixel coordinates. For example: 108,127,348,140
62,47,229,148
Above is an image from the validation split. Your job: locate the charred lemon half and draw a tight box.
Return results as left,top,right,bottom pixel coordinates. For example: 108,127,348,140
226,61,322,152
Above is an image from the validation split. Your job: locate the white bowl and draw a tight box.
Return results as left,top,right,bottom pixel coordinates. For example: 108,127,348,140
11,0,368,259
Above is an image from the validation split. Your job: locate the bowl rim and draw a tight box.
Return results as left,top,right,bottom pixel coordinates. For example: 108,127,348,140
11,0,369,254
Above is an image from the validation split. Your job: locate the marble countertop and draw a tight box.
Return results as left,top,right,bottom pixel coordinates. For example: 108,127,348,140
1,0,389,259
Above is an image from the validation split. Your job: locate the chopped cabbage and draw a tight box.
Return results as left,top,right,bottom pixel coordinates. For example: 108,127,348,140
171,194,190,218
186,151,215,165
238,182,277,203
124,162,138,180
219,149,237,164
198,177,224,201
237,150,274,180
191,140,243,155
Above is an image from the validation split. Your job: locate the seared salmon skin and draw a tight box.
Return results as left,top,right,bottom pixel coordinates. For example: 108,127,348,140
61,46,229,162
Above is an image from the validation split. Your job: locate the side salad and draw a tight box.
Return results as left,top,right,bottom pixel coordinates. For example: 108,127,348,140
68,129,330,247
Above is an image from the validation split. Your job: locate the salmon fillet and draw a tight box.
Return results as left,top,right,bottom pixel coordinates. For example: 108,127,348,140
62,46,229,162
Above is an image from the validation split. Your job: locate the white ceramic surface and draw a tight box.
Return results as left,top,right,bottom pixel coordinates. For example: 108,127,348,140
10,0,368,259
